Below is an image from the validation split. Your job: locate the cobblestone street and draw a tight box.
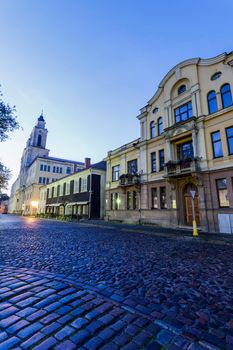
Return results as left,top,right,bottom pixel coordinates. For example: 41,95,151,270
0,215,233,349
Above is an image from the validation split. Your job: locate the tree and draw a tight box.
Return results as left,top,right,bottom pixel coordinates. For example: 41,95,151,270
0,89,19,142
0,162,11,191
0,87,19,191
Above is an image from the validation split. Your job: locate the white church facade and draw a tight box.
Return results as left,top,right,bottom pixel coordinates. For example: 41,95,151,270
9,114,85,215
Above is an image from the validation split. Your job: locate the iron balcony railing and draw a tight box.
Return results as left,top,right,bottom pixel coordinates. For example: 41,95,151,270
164,158,199,177
119,173,141,186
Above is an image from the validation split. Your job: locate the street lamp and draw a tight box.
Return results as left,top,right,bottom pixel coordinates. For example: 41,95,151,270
190,190,198,237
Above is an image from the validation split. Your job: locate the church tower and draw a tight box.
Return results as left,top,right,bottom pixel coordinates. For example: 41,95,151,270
20,114,50,183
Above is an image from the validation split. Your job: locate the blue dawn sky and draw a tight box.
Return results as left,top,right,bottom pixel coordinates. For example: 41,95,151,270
0,0,233,193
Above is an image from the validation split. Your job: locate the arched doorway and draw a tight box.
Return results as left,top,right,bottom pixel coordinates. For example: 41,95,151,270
183,183,200,226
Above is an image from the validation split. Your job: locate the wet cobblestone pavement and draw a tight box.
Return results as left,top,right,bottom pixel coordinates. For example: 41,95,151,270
0,215,233,349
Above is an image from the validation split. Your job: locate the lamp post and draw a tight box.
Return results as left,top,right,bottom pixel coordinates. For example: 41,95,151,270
190,190,198,237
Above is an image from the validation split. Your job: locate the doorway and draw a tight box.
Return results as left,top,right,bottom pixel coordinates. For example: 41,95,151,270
183,183,200,226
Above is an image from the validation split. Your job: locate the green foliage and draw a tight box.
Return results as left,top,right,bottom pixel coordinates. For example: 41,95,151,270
0,89,19,142
0,87,19,191
0,162,11,191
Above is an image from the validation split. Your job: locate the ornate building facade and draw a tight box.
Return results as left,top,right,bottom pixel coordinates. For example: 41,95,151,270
9,114,84,215
105,52,233,233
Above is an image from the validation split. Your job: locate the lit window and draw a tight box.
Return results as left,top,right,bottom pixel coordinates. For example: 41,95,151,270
207,91,218,114
151,188,158,209
211,131,223,158
174,102,193,123
226,126,233,155
111,193,119,210
221,84,233,109
216,179,229,207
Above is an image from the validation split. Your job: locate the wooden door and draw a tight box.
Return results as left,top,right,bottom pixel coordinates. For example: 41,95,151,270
184,184,200,226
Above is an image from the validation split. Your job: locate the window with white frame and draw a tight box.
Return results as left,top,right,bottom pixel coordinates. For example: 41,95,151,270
81,178,87,192
74,180,79,193
66,183,70,195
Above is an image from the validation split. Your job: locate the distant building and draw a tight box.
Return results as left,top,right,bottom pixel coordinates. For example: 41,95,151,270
9,114,85,215
0,194,9,214
39,160,106,219
105,52,233,233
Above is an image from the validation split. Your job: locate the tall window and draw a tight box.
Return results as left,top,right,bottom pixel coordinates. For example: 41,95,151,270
178,85,186,95
216,179,229,208
150,121,155,138
221,84,233,109
127,191,138,210
177,142,193,160
128,159,138,175
37,134,42,147
40,164,43,171
159,149,165,171
158,117,163,135
127,191,132,210
112,165,120,181
63,183,66,196
66,167,71,174
211,131,223,158
160,187,167,209
207,91,218,114
39,177,42,184
151,152,156,172
48,165,51,172
174,102,192,123
79,178,82,192
226,126,233,155
111,193,119,210
151,188,158,209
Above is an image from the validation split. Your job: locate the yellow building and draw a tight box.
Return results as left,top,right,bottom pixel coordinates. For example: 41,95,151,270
105,52,233,233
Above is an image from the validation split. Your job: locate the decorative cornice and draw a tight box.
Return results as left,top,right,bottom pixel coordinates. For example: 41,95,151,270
145,52,229,107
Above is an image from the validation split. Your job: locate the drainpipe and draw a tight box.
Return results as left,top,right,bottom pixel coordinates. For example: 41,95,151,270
88,169,92,220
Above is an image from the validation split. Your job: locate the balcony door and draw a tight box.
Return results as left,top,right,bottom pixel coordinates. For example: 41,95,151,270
183,183,200,226
177,141,193,160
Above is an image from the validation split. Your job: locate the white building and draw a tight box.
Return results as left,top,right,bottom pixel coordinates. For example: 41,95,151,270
9,114,84,215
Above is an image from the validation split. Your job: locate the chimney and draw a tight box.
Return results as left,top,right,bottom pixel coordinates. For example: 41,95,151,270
84,157,91,169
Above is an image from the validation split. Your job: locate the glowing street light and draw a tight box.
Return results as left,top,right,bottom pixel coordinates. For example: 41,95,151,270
31,201,39,208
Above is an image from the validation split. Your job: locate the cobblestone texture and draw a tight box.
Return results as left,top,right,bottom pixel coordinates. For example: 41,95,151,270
0,215,232,349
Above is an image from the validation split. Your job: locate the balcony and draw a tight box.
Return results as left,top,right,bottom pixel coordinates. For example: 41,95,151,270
164,158,199,177
119,174,141,186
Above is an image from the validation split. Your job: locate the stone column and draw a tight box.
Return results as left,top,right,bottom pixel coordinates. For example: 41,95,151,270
192,129,198,158
191,93,197,117
216,92,222,110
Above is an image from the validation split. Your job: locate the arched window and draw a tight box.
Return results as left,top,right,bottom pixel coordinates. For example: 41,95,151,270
158,117,163,136
37,134,42,147
178,85,186,95
221,84,233,108
150,121,155,138
207,91,218,114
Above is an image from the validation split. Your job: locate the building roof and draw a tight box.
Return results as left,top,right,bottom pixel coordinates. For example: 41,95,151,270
40,155,84,166
90,160,106,171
